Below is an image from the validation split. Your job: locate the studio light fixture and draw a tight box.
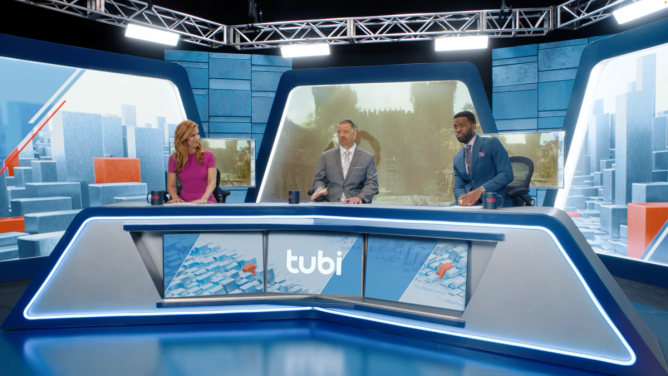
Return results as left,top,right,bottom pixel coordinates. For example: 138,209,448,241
125,24,179,46
280,43,330,58
435,36,489,51
613,0,668,24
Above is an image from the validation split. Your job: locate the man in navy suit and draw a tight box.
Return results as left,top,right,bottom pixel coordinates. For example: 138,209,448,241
452,111,514,206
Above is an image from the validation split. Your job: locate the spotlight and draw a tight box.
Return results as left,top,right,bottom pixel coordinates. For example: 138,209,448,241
614,0,668,24
280,43,331,58
435,36,489,51
125,24,179,46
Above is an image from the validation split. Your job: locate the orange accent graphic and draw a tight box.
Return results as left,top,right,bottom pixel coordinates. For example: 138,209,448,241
0,216,25,233
3,148,20,176
242,263,257,276
94,158,141,184
436,263,454,279
627,203,668,258
566,211,581,217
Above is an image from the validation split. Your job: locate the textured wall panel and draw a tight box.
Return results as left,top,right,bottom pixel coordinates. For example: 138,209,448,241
209,58,251,80
210,90,251,117
492,63,538,87
251,96,273,124
492,44,537,60
492,90,537,119
538,80,575,111
538,45,588,71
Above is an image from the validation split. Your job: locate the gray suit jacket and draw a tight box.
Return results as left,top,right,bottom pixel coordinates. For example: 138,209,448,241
313,145,379,203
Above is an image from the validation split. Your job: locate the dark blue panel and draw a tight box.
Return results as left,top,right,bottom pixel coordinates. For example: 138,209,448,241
538,117,565,129
210,90,251,117
0,33,202,136
164,50,208,62
210,58,251,80
492,63,538,87
538,45,587,71
0,256,47,282
251,55,292,67
493,90,537,119
538,80,575,111
209,79,251,90
492,84,537,92
495,118,538,131
538,38,588,50
539,69,578,82
247,62,496,203
251,71,284,91
492,56,538,67
589,35,613,43
251,96,273,124
209,122,252,133
183,68,208,89
193,93,209,122
492,44,537,60
251,123,267,133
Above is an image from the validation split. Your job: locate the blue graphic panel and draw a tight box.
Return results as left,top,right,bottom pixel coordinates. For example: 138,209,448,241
163,233,200,290
267,232,362,295
163,233,264,297
365,235,469,311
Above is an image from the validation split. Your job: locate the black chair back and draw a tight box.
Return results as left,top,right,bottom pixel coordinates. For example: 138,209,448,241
507,156,535,206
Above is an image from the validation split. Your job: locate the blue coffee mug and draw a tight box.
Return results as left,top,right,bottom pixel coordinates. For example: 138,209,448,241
482,192,504,209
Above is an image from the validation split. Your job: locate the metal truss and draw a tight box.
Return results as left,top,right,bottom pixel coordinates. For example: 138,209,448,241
15,0,640,50
229,8,555,50
14,0,227,48
556,0,633,30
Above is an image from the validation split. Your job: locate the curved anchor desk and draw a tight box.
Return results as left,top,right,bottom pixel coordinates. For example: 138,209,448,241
2,203,666,376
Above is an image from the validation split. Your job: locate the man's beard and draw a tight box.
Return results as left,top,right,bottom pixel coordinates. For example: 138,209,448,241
457,128,475,144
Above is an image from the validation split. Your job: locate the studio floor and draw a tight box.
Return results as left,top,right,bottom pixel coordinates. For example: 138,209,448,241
1,277,667,376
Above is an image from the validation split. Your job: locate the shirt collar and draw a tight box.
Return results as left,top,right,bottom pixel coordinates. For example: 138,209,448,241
341,143,356,154
466,134,477,147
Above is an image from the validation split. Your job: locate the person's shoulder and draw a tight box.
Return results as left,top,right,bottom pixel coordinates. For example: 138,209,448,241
203,149,215,158
357,146,374,157
322,147,338,157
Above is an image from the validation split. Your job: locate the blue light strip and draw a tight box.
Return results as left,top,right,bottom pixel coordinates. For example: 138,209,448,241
22,214,635,366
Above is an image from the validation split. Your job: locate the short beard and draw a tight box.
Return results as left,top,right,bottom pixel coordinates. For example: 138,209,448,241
458,128,475,144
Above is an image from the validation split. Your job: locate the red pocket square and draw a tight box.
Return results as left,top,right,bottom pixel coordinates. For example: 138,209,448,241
479,152,485,157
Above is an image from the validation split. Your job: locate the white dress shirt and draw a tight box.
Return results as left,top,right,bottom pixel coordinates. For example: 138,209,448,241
340,143,356,201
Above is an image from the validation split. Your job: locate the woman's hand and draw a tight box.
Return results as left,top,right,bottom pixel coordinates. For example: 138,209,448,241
167,197,185,204
191,198,208,204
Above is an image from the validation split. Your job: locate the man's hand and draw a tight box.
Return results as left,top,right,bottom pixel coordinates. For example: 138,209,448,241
312,188,328,199
458,188,483,206
345,196,363,204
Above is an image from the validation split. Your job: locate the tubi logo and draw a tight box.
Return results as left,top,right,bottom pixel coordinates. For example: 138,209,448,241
286,250,343,275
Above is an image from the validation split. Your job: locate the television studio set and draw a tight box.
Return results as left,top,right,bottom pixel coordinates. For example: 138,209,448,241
1,0,668,375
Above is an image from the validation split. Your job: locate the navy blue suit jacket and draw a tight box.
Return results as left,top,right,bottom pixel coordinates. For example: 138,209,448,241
453,136,514,207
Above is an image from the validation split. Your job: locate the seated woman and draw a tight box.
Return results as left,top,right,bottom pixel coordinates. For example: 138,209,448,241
167,120,217,204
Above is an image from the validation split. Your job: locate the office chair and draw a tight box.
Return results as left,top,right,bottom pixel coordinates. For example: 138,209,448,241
176,168,231,203
507,156,535,206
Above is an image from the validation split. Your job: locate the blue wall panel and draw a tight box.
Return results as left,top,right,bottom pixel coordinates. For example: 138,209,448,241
165,50,208,62
182,68,209,89
251,55,292,67
209,79,251,90
495,118,538,131
492,44,538,60
193,93,209,122
251,96,273,124
251,71,284,91
492,90,537,120
209,57,251,80
538,117,565,129
538,45,588,71
209,122,252,133
539,69,578,82
210,90,252,117
538,80,575,111
492,63,538,87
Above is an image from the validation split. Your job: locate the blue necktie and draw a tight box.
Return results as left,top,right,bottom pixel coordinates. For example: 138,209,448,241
465,145,472,176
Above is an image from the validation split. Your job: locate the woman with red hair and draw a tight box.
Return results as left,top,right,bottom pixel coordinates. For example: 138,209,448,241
167,120,217,204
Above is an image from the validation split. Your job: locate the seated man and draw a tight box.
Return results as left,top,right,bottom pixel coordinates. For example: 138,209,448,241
452,111,514,206
312,119,378,204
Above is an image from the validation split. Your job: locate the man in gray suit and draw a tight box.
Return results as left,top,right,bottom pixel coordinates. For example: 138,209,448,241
312,119,379,204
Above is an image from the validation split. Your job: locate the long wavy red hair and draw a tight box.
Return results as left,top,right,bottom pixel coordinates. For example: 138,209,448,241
172,120,205,173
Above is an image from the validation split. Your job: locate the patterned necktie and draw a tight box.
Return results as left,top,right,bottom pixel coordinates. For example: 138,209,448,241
465,145,472,176
343,150,352,179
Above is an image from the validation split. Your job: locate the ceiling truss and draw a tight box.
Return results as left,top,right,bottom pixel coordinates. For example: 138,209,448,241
14,0,635,50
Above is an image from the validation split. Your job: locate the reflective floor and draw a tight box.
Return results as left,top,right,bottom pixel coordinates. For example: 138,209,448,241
0,320,604,376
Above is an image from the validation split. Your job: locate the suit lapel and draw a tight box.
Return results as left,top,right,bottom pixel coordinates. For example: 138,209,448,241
456,149,469,179
344,148,362,184
470,136,483,178
334,146,344,181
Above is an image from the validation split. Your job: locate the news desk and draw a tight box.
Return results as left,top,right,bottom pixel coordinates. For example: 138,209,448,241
2,203,666,376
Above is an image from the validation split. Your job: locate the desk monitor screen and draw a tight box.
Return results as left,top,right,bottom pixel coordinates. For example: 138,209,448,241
199,138,256,188
163,232,265,298
266,232,363,296
365,235,469,311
